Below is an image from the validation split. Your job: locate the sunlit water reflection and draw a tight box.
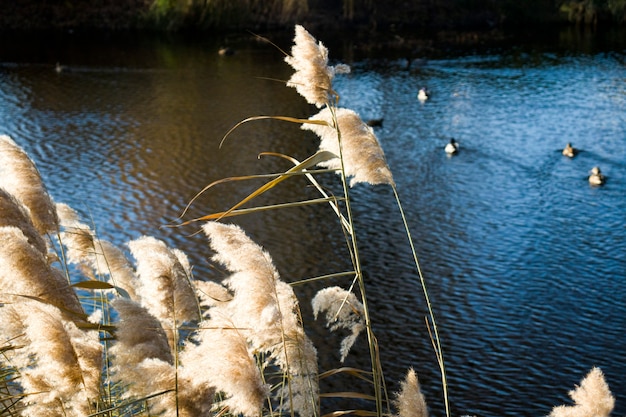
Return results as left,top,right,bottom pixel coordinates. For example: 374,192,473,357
0,29,625,417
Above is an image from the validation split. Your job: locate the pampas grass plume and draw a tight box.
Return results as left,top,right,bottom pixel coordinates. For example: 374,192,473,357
0,135,59,234
285,25,348,107
57,203,139,299
549,367,615,417
14,301,102,417
202,221,319,417
395,368,428,417
0,187,48,254
179,323,268,417
128,236,200,349
312,286,365,362
110,298,173,365
109,299,179,415
302,107,395,187
0,226,84,316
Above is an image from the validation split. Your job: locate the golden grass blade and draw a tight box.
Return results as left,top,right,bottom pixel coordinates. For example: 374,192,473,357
220,115,330,148
178,151,337,226
181,197,340,222
10,294,89,322
259,152,350,231
72,280,131,299
75,322,116,334
290,271,356,286
319,392,376,401
0,344,18,354
176,169,335,221
319,367,372,383
71,281,116,290
248,31,290,57
322,410,379,417
176,174,274,221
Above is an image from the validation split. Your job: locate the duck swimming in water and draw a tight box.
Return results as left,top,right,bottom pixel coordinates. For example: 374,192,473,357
588,166,605,186
366,118,383,127
445,138,459,155
562,142,578,158
418,87,429,101
218,47,235,56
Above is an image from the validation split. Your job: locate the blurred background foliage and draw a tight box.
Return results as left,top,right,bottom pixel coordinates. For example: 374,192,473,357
0,0,623,33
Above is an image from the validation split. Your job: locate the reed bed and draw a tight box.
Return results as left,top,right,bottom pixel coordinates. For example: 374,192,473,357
0,26,617,417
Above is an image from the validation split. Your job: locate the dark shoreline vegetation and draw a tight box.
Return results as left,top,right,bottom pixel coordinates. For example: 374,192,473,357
1,0,625,69
1,0,625,35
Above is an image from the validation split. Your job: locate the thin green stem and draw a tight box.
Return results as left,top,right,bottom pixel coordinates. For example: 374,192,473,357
391,185,450,417
329,105,385,417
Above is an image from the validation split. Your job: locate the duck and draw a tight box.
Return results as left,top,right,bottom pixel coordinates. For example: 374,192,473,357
218,47,235,56
562,142,578,158
366,118,383,127
417,87,429,101
445,138,459,155
588,166,605,186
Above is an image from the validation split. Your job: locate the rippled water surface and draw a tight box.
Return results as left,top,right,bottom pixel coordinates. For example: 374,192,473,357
1,29,625,416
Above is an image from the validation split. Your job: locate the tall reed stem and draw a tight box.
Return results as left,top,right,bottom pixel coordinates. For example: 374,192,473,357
329,105,385,417
392,186,450,417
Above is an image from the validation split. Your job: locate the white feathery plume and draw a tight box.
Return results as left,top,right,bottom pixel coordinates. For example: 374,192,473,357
56,202,138,299
302,107,395,187
13,301,102,417
0,226,84,317
192,279,232,315
312,286,365,362
109,299,179,416
549,367,615,417
0,135,59,234
202,221,319,417
394,368,428,417
115,357,177,416
285,24,349,107
179,319,268,417
0,187,48,254
128,236,200,350
110,298,173,366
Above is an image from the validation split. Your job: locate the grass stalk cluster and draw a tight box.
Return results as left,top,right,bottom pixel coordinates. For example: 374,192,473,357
0,25,617,417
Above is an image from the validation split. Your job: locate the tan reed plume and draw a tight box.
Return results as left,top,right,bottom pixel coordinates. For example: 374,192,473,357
285,24,349,108
109,298,188,416
0,226,84,317
394,368,429,417
110,298,173,365
128,236,200,350
202,221,319,417
312,286,365,362
0,187,48,254
549,367,615,417
7,301,102,417
0,135,59,234
192,279,233,313
179,318,268,417
56,202,139,299
302,107,395,187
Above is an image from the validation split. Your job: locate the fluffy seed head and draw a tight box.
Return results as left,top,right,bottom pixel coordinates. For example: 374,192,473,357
285,25,349,107
394,368,428,417
549,367,615,417
312,286,365,361
0,135,59,233
303,107,395,187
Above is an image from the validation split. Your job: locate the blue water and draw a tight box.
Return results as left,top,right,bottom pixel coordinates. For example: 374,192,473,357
0,29,624,416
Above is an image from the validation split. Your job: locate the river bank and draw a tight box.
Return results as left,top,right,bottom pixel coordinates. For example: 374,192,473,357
0,0,624,34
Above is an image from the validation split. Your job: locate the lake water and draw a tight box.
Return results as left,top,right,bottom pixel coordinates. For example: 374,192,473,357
0,27,625,417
